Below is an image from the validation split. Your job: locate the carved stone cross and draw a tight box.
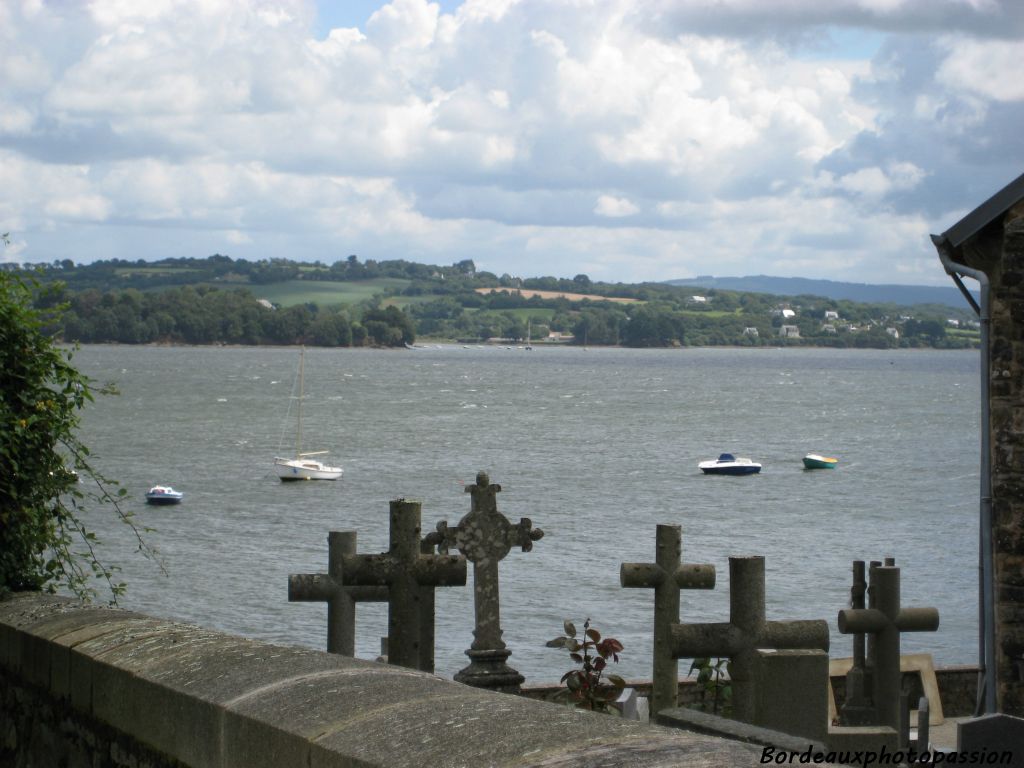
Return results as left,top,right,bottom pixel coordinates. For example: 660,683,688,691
429,471,543,692
670,556,830,723
838,564,939,733
340,499,466,670
620,524,715,714
288,530,442,672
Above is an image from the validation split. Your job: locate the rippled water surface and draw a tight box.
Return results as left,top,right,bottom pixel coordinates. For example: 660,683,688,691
74,344,981,683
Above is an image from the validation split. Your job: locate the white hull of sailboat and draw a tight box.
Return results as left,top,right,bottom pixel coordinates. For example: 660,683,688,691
274,457,343,481
275,347,343,482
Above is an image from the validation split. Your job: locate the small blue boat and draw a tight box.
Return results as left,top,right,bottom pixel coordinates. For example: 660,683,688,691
698,453,762,475
145,485,184,505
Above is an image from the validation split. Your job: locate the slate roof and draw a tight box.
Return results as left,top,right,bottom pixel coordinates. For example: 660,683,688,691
935,171,1024,248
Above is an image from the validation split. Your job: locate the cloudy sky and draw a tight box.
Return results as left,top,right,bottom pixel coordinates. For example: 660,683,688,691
2,0,1023,285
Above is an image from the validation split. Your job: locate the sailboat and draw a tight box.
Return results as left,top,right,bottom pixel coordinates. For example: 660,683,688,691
525,320,533,351
274,347,343,481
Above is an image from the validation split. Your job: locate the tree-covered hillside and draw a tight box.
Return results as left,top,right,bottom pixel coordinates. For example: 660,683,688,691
7,255,980,349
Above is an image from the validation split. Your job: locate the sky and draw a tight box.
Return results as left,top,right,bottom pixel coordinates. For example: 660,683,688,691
2,0,1023,286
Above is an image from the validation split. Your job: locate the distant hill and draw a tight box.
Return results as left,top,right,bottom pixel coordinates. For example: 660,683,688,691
666,275,977,308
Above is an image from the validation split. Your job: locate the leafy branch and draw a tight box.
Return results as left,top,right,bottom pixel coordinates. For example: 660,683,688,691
546,618,626,712
1,267,162,603
688,657,732,715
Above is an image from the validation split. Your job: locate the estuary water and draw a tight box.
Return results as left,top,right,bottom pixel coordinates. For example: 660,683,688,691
73,344,981,684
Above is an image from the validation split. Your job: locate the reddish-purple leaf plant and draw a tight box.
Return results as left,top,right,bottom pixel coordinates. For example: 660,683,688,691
546,618,626,712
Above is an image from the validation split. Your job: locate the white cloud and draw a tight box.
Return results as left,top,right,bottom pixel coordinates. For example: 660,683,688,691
44,193,112,222
594,195,639,218
937,38,1024,102
830,162,926,198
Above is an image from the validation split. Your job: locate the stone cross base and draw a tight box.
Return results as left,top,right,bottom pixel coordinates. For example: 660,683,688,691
454,648,525,694
840,666,875,726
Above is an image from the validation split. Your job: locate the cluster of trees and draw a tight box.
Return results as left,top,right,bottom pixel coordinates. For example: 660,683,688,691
13,254,486,292
57,286,415,347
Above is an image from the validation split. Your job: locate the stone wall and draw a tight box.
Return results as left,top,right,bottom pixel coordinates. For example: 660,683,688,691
988,203,1024,715
0,592,761,768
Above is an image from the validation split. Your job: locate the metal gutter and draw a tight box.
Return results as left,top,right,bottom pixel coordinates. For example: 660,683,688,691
930,233,995,715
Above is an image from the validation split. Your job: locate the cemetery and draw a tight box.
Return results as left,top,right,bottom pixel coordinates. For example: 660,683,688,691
3,180,1024,765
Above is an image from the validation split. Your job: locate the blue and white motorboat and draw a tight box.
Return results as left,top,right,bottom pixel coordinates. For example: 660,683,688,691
698,453,762,475
145,485,184,505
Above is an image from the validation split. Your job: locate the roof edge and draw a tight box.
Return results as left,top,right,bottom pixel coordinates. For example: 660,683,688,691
941,171,1024,248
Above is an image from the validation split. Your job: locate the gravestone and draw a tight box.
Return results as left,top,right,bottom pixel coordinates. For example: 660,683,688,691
614,688,640,720
341,498,466,670
428,471,543,692
754,649,830,743
957,714,1024,768
620,524,715,714
670,555,830,724
916,696,930,752
288,530,441,671
837,564,938,736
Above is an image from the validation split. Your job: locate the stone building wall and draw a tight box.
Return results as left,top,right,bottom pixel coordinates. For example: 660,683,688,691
989,203,1024,716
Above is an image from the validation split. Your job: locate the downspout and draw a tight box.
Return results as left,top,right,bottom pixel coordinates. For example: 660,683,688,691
931,234,995,715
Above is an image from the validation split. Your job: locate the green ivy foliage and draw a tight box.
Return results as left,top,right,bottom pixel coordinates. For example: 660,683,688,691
0,270,154,602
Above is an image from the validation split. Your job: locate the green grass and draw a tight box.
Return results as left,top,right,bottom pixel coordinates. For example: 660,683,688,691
254,279,410,308
947,328,981,339
463,307,556,322
114,267,203,276
676,309,740,318
381,295,441,309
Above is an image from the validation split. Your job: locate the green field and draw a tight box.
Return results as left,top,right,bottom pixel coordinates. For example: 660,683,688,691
676,308,743,318
947,328,981,340
114,267,204,276
254,279,410,308
464,307,556,321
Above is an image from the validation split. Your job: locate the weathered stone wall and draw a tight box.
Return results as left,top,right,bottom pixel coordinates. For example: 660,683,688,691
0,592,762,767
989,203,1024,716
948,197,1024,716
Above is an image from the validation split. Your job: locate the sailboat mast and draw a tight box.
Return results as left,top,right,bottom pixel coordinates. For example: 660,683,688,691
296,346,304,457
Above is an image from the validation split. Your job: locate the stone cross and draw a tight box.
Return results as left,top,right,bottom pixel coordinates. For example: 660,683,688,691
341,499,466,670
288,530,442,672
288,531,388,657
670,556,830,723
838,564,939,734
840,560,872,725
840,556,895,725
429,471,543,692
620,524,715,714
